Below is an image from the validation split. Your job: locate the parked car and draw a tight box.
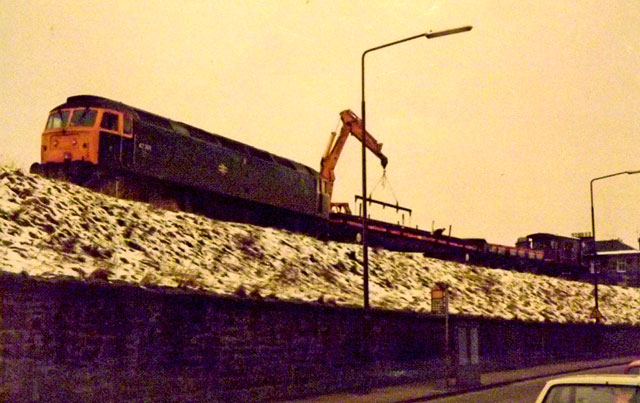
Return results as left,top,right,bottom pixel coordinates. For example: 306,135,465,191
625,360,640,375
535,374,640,403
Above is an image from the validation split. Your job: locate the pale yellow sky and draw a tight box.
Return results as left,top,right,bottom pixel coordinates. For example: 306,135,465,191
1,1,639,246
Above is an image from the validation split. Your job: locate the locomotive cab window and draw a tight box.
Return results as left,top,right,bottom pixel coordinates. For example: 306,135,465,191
70,108,98,127
123,116,133,135
45,110,70,130
100,111,120,132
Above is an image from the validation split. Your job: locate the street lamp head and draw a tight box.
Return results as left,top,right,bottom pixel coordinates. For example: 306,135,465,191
425,26,473,39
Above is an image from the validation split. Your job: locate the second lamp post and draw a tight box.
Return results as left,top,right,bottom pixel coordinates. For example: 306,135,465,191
589,170,640,322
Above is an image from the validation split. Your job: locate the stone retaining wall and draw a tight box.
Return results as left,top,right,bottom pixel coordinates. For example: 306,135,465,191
1,272,638,401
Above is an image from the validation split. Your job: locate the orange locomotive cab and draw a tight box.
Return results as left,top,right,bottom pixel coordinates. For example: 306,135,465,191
31,95,135,183
41,107,132,165
42,107,100,164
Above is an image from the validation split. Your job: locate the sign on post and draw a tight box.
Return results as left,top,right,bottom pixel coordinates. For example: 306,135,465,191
431,283,449,315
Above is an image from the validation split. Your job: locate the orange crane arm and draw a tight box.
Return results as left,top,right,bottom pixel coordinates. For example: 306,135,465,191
320,109,388,212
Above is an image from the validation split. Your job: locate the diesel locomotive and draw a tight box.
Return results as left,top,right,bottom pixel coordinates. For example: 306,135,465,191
30,95,331,232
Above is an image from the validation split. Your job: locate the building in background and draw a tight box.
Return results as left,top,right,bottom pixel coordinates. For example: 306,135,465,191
594,239,640,287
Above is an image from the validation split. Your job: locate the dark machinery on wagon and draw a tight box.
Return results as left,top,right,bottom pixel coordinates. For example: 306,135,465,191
30,95,587,278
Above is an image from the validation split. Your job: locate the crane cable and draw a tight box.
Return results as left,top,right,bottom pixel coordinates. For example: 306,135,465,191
368,170,400,207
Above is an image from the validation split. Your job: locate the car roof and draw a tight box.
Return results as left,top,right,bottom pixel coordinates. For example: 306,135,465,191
545,374,640,387
627,360,640,367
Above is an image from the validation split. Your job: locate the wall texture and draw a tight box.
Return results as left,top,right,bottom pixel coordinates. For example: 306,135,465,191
1,272,638,402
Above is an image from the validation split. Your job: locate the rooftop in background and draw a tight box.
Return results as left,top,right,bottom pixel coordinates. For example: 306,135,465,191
596,239,636,253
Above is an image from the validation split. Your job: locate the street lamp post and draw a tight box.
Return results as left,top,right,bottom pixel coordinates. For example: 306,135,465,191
360,26,472,309
589,170,640,322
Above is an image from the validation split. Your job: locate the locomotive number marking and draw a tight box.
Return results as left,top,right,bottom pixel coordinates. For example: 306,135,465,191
218,163,228,175
138,143,152,152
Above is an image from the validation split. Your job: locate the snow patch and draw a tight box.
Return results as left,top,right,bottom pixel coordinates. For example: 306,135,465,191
1,166,638,325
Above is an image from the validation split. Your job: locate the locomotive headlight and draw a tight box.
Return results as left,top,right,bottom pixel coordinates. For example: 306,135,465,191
72,139,77,146
53,140,58,147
